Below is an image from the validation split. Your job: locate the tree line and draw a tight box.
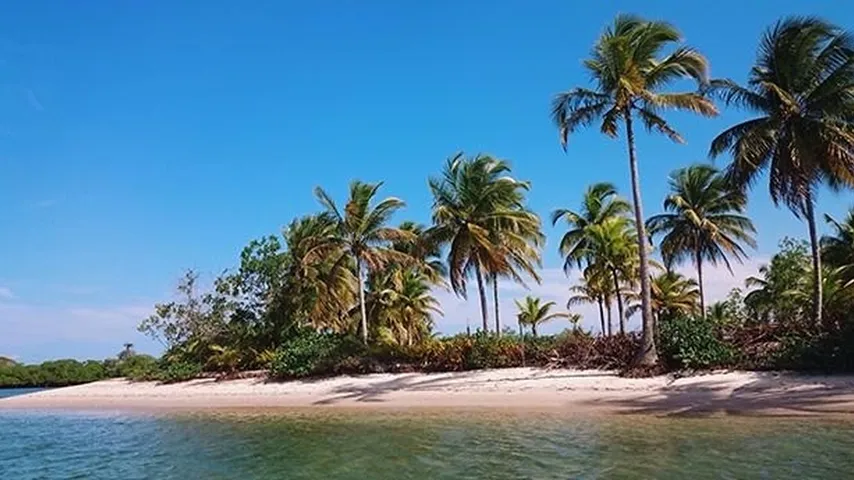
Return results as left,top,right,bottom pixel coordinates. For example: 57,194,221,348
125,14,854,377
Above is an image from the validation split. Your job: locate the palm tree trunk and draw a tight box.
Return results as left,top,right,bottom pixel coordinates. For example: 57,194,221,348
492,273,501,336
696,249,706,320
805,198,823,327
597,297,606,336
532,323,538,337
474,259,489,332
606,302,613,337
625,112,658,366
611,268,625,334
356,259,368,344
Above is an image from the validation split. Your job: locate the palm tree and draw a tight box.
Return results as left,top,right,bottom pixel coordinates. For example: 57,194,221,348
567,275,610,336
515,296,569,337
428,153,539,332
372,269,442,346
552,15,716,364
584,218,639,334
313,181,412,344
628,271,700,321
282,214,357,332
709,18,854,326
823,209,854,285
647,165,756,317
553,183,634,333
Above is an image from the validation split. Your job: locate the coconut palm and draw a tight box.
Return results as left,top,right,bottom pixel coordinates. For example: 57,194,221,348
515,296,570,337
312,181,412,344
553,183,634,333
628,271,700,321
551,182,632,271
583,218,639,334
552,14,716,364
282,214,357,332
428,153,539,332
647,165,757,318
372,269,441,346
823,209,854,285
709,17,854,326
567,274,610,336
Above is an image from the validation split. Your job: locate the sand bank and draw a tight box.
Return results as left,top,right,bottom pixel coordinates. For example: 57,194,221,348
3,368,854,416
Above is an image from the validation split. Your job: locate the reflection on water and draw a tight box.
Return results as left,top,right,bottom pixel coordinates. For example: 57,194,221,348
2,409,854,479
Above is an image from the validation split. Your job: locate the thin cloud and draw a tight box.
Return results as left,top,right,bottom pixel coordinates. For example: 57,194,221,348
0,286,14,299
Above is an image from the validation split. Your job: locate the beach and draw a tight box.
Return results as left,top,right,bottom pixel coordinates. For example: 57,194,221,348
4,368,854,416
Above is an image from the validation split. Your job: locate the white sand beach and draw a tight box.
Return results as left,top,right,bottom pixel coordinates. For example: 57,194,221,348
4,368,854,416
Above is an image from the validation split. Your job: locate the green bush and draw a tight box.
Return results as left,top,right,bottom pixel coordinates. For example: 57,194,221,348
465,332,523,369
659,315,734,370
269,330,362,379
155,360,203,383
775,326,854,372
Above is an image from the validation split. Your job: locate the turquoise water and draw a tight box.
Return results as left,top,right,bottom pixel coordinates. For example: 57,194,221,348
1,409,853,479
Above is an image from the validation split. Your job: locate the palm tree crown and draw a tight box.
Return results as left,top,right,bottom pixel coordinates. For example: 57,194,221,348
515,296,569,337
647,164,756,316
709,17,854,326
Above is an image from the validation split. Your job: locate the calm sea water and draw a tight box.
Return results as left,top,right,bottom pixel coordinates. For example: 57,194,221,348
1,408,853,479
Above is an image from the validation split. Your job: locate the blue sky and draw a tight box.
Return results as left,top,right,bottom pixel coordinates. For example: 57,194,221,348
2,1,853,363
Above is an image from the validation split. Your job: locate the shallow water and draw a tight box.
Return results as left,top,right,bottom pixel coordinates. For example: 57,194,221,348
1,409,853,479
0,388,44,399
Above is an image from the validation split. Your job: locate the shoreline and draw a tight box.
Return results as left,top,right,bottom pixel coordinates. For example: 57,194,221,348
3,368,854,417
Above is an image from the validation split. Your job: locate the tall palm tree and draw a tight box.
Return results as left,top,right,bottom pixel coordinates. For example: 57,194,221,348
709,17,854,326
428,153,538,332
647,165,757,317
553,183,633,332
313,181,412,344
515,296,569,337
552,15,716,364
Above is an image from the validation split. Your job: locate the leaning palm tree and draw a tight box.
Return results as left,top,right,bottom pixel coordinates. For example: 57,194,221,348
312,181,412,344
552,14,717,364
515,296,569,337
428,153,538,332
709,17,854,326
647,165,756,317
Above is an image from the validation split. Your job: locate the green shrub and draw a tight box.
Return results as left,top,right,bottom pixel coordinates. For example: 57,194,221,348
775,326,854,372
466,332,523,369
659,315,734,370
156,361,203,383
269,330,362,379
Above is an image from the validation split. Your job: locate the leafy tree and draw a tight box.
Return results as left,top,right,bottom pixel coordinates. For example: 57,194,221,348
552,14,716,364
628,271,700,321
647,165,756,317
744,238,811,325
709,17,854,326
514,296,569,337
313,181,412,344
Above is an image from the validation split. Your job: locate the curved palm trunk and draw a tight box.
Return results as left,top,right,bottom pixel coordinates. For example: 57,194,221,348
611,268,625,334
696,250,706,320
356,259,368,344
532,322,538,337
474,259,489,332
597,297,606,336
625,113,658,365
805,199,823,327
492,273,501,336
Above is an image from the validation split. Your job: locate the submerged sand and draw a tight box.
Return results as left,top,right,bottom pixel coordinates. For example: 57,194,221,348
3,368,854,416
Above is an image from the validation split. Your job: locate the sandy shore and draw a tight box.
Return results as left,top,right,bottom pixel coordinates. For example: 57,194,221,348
4,368,854,416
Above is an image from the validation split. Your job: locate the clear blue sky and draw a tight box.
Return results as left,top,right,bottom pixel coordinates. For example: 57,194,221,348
2,1,852,363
